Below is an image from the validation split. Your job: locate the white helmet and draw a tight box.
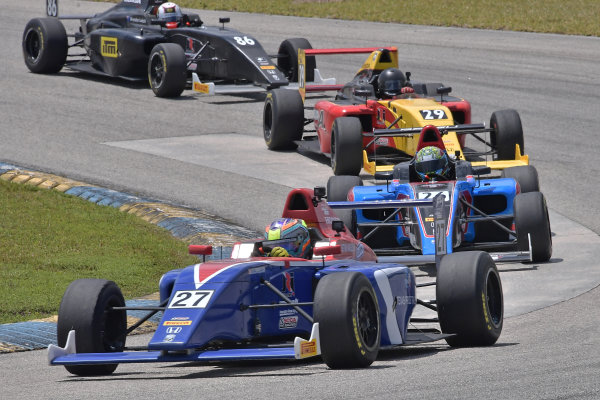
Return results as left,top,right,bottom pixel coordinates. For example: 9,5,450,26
157,2,182,24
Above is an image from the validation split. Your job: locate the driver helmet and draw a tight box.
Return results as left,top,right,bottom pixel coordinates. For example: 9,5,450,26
414,146,450,181
157,2,182,28
264,218,311,258
377,68,408,99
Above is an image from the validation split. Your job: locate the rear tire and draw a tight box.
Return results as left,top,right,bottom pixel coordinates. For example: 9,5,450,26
490,109,524,160
501,165,539,193
314,272,380,369
514,192,552,262
332,117,363,176
57,279,127,376
277,38,315,82
148,43,187,98
22,18,67,73
327,175,363,236
436,251,503,347
263,89,304,150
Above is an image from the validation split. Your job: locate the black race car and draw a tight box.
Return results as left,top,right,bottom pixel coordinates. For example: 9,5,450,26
22,0,321,97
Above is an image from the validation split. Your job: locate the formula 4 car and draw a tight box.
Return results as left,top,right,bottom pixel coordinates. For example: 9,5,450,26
327,124,552,262
23,0,332,97
48,186,504,374
263,47,529,175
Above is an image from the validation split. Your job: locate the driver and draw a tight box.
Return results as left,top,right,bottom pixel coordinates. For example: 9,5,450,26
414,146,451,181
157,2,183,28
377,68,414,99
264,218,312,258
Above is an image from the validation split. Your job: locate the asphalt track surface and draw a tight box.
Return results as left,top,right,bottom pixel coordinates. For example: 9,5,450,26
2,1,600,398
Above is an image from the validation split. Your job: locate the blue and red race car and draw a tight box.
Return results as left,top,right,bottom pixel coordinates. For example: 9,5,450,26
326,125,552,263
49,187,504,374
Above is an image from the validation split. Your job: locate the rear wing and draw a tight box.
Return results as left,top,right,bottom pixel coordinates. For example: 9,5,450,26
327,195,532,264
298,46,398,101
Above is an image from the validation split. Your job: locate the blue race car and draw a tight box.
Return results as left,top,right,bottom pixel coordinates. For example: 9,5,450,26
327,124,552,263
48,187,503,375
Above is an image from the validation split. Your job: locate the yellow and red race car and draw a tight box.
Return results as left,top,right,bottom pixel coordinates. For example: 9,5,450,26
263,47,529,176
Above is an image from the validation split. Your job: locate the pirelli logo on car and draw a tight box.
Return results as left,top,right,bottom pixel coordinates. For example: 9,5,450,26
101,36,118,58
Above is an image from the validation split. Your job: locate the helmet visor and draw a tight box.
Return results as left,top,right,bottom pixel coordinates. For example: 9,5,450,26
415,158,446,175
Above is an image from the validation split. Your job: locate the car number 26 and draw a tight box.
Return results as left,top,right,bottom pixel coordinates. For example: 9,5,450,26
168,290,214,308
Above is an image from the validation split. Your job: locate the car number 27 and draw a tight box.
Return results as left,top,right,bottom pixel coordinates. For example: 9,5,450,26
168,290,214,308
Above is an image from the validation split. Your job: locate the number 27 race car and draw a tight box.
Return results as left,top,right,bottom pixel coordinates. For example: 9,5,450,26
48,187,504,375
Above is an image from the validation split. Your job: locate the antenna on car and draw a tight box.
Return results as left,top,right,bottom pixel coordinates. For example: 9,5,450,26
219,17,230,29
313,186,326,207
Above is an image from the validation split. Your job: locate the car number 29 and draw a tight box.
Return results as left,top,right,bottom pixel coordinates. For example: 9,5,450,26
168,290,214,308
420,109,448,120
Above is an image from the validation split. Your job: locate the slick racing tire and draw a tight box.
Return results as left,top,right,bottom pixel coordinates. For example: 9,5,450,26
514,192,552,262
502,165,540,193
490,109,524,160
148,43,187,98
326,175,363,236
22,18,67,74
314,272,380,369
332,117,363,176
277,38,315,82
436,251,503,347
263,88,304,150
57,279,127,376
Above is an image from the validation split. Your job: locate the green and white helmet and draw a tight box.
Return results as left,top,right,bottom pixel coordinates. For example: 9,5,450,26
414,146,450,181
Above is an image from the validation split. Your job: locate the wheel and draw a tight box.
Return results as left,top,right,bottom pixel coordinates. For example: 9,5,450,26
22,18,67,73
277,38,315,82
490,109,524,160
501,165,539,193
514,192,552,262
331,117,363,176
57,279,127,376
326,175,363,236
263,89,304,149
314,272,380,369
148,43,187,98
436,251,503,347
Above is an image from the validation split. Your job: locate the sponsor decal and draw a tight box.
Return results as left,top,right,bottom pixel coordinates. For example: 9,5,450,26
279,309,297,316
249,266,265,275
260,65,276,70
129,17,146,24
299,340,317,357
124,0,142,3
164,334,176,342
279,315,298,329
356,242,365,259
164,320,193,326
166,327,182,334
395,295,416,306
193,81,210,93
282,272,295,296
101,37,118,58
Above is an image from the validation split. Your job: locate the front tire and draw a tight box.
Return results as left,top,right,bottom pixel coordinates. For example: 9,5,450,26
22,18,67,73
326,175,363,236
263,89,304,150
57,279,127,376
501,165,539,193
277,38,315,82
490,109,524,160
514,192,552,262
148,43,187,98
314,272,380,369
436,251,503,347
331,117,363,176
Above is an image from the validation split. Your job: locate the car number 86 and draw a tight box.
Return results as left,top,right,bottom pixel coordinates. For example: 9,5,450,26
168,290,214,308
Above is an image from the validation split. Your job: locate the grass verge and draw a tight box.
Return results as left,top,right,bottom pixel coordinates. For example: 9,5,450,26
0,179,197,324
131,0,600,36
